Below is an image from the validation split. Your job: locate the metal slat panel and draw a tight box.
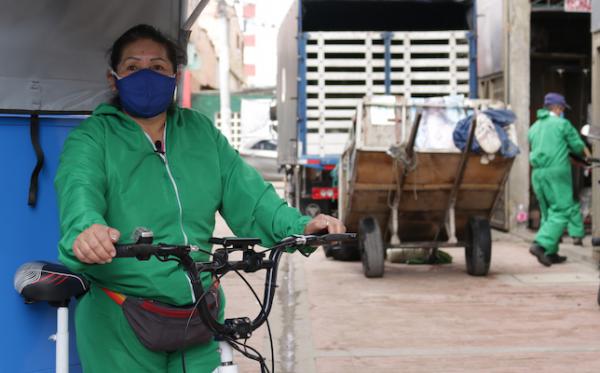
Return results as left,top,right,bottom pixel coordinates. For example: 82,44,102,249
400,31,469,40
307,145,348,156
306,122,353,130
307,136,350,155
390,58,469,68
307,110,357,118
306,31,377,40
307,98,361,107
390,44,469,54
306,58,386,67
399,72,470,80
306,44,385,54
306,85,387,94
390,84,470,94
307,72,387,80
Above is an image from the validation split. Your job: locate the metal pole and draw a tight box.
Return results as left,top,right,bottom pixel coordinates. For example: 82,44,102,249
55,307,69,373
218,0,232,141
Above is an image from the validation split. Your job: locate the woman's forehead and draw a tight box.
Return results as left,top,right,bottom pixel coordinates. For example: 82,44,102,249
120,39,169,62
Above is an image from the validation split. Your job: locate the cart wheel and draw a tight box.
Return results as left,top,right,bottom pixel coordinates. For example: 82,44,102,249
597,283,600,306
327,242,360,261
324,244,333,258
359,216,385,278
465,216,492,276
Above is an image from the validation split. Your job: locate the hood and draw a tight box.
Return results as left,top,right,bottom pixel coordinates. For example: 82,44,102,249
91,103,182,127
536,108,550,120
92,103,122,116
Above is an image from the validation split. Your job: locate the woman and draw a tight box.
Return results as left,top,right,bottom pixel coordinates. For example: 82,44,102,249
55,24,345,372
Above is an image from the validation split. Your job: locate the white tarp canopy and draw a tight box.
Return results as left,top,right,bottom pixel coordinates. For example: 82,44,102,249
0,0,208,113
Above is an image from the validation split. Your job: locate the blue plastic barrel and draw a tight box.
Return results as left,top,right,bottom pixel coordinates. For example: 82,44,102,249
1,114,85,373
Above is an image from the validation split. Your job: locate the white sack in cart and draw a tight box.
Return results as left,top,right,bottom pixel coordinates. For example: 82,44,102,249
413,96,465,151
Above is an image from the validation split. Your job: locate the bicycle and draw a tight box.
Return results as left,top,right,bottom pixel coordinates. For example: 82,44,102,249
14,230,356,373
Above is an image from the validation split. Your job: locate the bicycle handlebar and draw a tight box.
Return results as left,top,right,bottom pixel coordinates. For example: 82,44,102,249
114,232,356,341
114,243,196,260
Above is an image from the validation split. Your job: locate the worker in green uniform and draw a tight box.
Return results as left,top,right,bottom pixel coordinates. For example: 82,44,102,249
55,24,345,373
528,92,590,266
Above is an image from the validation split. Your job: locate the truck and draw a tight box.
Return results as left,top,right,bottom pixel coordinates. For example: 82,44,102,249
276,0,477,218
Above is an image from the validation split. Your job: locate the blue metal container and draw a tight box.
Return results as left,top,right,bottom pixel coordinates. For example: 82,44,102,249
1,114,85,373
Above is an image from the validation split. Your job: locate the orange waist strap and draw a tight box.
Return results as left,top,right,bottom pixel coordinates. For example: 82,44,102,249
101,288,127,305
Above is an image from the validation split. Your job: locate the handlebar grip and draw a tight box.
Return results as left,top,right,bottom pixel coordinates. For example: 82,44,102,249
114,244,138,258
114,244,155,258
321,233,357,242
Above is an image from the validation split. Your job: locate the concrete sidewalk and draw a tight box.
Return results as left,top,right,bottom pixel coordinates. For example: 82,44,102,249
502,228,600,269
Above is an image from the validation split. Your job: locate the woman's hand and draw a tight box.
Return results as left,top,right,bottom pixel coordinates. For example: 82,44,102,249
304,214,346,234
73,224,121,264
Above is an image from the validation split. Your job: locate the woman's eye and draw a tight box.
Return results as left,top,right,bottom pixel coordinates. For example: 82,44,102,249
152,65,165,71
126,65,138,71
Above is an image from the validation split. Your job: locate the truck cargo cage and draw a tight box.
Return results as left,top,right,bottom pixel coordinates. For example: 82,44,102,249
302,30,471,158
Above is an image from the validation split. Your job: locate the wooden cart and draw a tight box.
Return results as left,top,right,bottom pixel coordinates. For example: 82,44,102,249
338,96,515,277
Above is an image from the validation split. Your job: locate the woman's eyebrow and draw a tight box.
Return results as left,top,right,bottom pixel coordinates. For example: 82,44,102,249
122,56,142,63
122,56,167,63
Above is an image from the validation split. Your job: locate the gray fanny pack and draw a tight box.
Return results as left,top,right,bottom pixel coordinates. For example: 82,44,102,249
103,287,220,352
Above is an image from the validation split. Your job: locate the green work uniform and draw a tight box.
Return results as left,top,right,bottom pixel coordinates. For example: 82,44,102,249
55,103,311,372
528,108,585,254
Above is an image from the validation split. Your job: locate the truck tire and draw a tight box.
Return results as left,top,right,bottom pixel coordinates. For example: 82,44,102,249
359,216,385,278
465,216,492,276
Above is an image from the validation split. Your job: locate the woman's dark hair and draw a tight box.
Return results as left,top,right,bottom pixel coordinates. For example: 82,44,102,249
108,24,187,72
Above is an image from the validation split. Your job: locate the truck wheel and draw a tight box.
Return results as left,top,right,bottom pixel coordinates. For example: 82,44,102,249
465,216,492,276
359,216,385,278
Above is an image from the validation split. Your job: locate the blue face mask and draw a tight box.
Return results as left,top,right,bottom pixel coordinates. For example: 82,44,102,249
112,69,176,118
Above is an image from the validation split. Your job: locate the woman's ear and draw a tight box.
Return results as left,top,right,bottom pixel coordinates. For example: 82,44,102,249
107,70,117,92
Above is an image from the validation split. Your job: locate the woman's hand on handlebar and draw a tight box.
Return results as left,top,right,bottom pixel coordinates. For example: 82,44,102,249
73,224,121,264
303,214,346,235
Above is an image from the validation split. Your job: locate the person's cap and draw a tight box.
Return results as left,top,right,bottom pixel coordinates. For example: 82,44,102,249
544,92,571,109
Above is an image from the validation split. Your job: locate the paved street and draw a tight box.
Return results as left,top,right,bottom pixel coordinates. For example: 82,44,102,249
213,184,600,373
299,234,600,373
210,182,600,373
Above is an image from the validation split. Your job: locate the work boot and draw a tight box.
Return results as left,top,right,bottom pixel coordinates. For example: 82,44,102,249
529,243,552,267
547,253,567,264
572,237,583,246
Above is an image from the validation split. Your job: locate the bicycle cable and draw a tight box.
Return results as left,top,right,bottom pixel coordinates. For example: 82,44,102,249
233,269,275,373
181,274,224,373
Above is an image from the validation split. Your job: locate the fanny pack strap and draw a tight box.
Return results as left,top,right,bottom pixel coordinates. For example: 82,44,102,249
101,283,219,316
102,288,127,305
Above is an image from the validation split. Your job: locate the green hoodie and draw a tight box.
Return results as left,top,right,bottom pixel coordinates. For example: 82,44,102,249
55,103,310,305
528,108,585,170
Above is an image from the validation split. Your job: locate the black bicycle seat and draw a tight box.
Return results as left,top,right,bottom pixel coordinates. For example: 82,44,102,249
14,261,89,307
